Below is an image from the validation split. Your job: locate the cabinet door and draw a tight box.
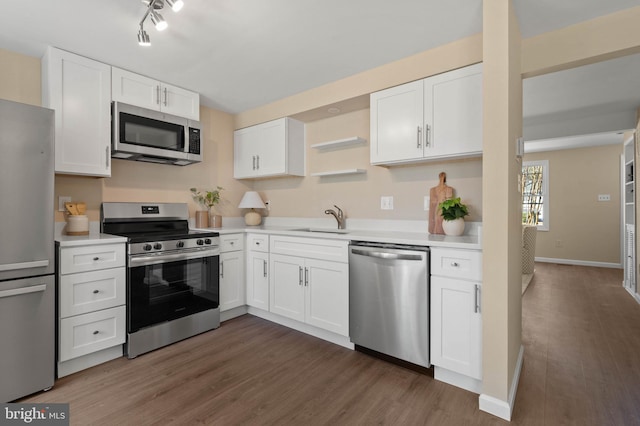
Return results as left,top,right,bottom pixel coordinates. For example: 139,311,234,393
425,63,482,159
370,80,424,164
269,254,305,322
246,251,269,310
253,119,287,177
305,258,349,336
233,126,259,179
431,276,482,379
43,47,111,177
112,67,160,111
220,251,245,312
160,83,200,121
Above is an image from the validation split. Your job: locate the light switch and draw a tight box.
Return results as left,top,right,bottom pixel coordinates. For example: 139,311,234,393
424,196,430,211
381,196,394,210
59,196,71,212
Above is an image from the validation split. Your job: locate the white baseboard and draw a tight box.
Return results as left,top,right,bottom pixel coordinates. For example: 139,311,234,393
434,366,482,394
220,306,248,322
624,286,640,305
479,344,524,421
57,345,123,378
535,257,622,269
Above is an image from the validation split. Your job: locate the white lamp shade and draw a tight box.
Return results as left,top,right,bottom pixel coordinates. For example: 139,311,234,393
238,191,266,209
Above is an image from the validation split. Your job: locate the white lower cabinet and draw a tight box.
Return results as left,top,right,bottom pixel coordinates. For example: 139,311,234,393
219,234,245,312
430,247,482,392
57,240,126,377
246,234,270,310
269,236,349,337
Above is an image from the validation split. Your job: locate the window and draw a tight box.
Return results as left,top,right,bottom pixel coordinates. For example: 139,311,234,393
521,160,549,231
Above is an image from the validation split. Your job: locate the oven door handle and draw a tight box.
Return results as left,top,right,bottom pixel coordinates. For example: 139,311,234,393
129,248,219,267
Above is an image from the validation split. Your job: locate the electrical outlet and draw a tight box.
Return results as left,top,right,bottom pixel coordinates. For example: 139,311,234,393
598,194,611,201
380,196,394,210
59,196,71,212
424,196,430,211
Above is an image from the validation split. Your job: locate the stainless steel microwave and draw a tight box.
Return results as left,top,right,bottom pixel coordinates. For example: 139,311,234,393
111,102,202,166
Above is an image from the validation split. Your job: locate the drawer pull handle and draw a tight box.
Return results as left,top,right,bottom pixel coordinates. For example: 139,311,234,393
230,242,234,245
93,257,100,261
256,242,260,245
93,330,99,335
451,262,459,267
93,289,99,294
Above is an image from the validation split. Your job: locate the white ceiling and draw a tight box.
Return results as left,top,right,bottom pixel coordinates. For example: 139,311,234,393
0,0,638,118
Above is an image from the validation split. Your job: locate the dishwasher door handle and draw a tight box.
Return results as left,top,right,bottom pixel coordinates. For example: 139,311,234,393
351,248,424,261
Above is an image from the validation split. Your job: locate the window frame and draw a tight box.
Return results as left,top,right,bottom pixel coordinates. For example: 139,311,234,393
521,159,549,231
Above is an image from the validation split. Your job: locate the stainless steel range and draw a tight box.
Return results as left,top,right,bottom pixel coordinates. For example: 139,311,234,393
101,202,220,358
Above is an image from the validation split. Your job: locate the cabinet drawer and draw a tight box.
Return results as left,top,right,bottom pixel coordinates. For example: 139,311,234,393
270,235,348,263
431,248,482,281
60,243,125,274
59,268,126,318
247,234,269,252
59,305,126,362
220,234,244,252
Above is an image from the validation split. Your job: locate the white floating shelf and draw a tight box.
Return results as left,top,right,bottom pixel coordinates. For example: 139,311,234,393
311,169,367,177
311,136,367,150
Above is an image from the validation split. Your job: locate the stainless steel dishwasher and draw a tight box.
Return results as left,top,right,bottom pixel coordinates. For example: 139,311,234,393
349,242,430,368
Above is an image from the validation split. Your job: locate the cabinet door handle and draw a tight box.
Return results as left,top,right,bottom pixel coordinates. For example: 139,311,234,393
256,155,260,170
156,85,161,105
425,124,431,147
163,87,168,106
304,267,309,287
474,284,480,313
93,289,100,294
263,260,267,277
417,126,422,148
220,261,224,278
93,257,100,261
252,156,256,170
299,266,303,286
93,330,99,335
106,146,110,168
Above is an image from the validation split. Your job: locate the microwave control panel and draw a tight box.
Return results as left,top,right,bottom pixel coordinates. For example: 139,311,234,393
189,128,201,155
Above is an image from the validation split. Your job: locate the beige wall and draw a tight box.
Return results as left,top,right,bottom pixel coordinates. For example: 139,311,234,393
251,108,483,221
0,48,40,106
524,144,622,264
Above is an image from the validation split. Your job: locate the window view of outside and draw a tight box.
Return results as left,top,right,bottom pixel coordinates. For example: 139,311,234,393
521,163,545,227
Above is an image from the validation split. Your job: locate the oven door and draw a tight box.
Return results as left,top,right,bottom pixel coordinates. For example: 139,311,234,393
128,247,219,333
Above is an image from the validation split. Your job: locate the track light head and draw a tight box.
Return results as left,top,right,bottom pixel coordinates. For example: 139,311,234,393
166,0,184,12
150,10,168,31
137,27,151,46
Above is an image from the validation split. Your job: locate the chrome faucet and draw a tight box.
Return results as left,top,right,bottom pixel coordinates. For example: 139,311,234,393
324,205,345,229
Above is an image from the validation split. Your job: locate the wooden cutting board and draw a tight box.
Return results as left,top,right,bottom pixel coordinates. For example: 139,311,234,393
429,172,454,235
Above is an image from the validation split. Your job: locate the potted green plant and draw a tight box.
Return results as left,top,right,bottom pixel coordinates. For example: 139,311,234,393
190,186,224,228
438,197,469,236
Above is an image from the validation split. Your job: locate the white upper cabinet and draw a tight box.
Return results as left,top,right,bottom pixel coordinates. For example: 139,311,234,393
111,67,199,121
42,47,111,177
233,117,306,179
370,63,483,165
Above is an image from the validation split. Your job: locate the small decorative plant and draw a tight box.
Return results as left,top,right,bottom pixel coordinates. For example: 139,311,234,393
190,186,224,211
438,197,469,221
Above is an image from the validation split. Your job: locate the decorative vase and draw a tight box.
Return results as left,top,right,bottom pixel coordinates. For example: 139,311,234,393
195,210,209,228
442,218,465,236
209,213,222,228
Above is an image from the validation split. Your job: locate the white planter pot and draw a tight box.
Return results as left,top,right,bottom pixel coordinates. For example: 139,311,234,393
442,218,465,236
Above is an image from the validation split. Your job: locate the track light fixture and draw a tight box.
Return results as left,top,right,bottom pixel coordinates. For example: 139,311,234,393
137,0,183,46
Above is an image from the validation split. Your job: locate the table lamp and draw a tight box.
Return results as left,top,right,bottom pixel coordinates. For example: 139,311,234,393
238,191,266,225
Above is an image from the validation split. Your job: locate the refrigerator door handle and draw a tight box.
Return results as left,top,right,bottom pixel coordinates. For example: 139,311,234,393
0,284,47,299
0,259,49,272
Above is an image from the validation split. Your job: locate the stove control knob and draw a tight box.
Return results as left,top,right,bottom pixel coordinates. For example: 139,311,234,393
197,239,204,246
143,244,152,251
204,238,212,245
154,243,162,250
176,241,185,248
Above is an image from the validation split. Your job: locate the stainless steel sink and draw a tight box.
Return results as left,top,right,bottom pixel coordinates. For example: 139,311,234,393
291,227,350,234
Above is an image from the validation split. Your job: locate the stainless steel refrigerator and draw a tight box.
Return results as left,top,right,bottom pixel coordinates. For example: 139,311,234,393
0,99,55,402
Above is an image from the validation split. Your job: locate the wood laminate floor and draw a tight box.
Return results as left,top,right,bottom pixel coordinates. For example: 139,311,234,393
21,263,640,425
